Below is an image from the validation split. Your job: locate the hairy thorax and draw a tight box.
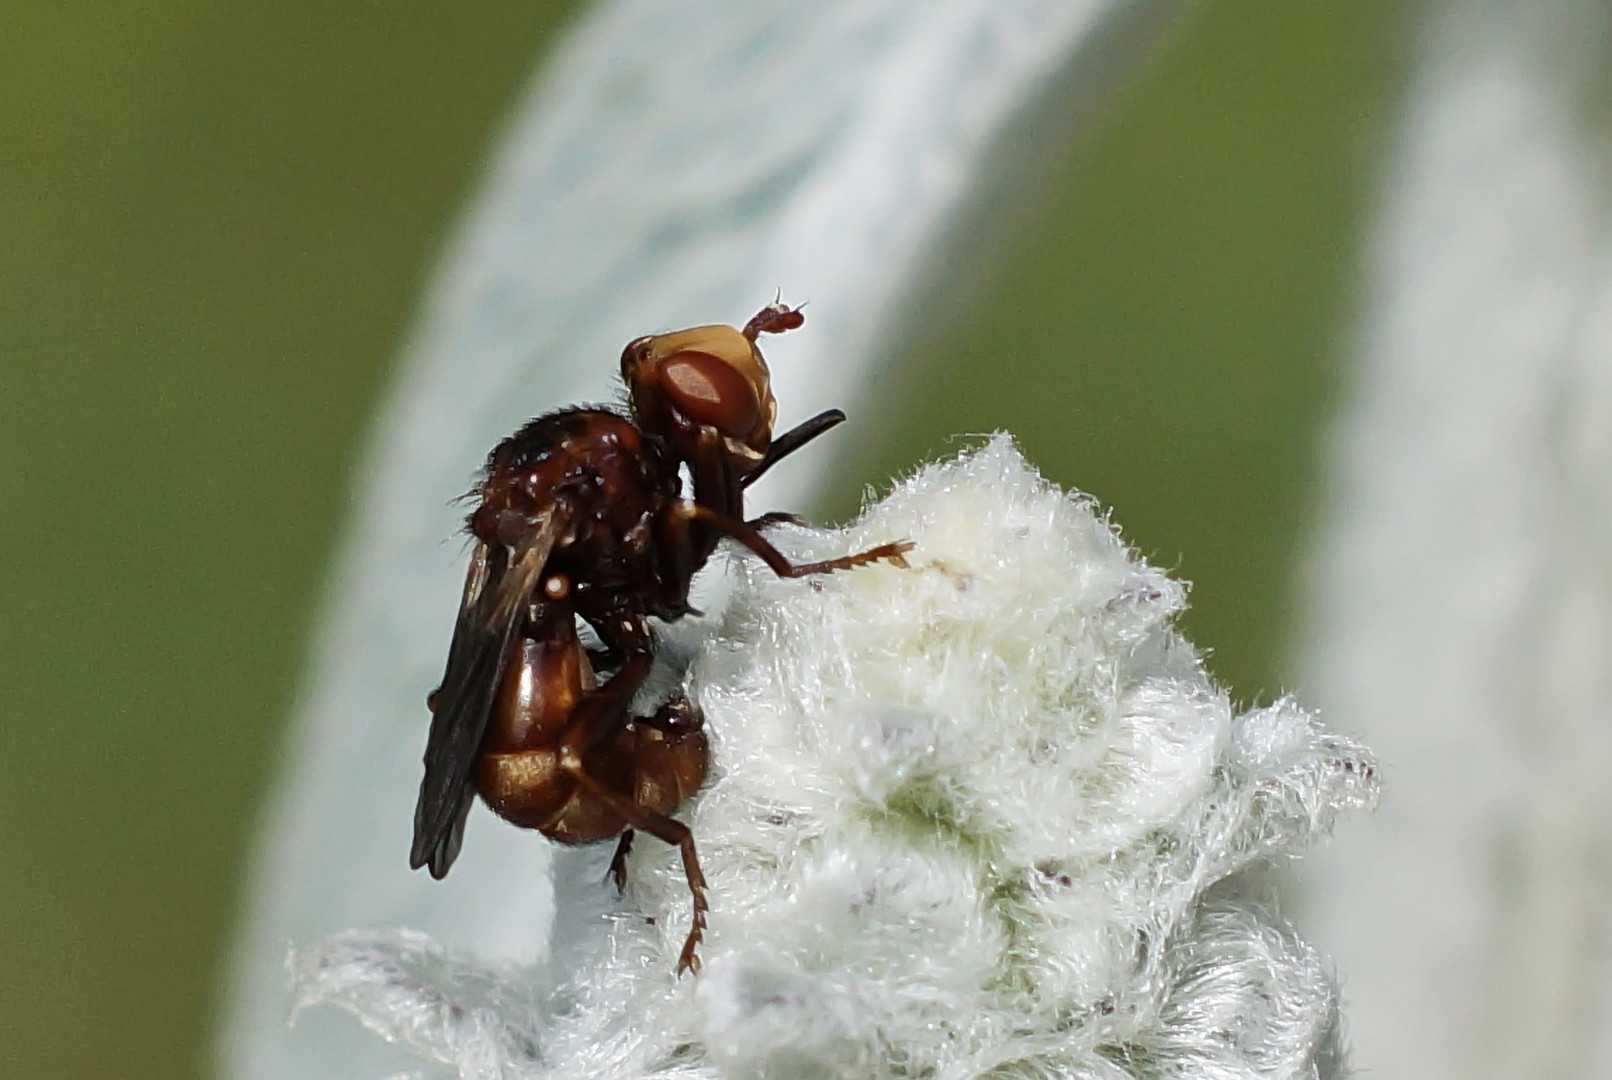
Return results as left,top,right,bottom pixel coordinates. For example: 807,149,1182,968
472,409,681,620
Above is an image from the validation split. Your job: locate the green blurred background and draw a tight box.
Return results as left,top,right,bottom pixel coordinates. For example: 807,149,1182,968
0,3,1397,1076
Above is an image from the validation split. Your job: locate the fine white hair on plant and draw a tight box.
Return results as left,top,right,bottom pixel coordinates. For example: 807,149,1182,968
294,438,1377,1080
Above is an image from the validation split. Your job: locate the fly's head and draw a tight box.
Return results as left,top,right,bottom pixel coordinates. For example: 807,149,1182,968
620,301,805,473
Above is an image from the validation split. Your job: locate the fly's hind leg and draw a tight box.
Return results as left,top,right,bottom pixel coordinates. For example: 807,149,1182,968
607,691,703,895
607,830,634,893
556,651,710,975
635,692,703,734
560,744,706,973
561,757,709,975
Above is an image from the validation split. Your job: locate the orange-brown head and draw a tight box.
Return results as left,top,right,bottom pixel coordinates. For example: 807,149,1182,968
620,302,804,468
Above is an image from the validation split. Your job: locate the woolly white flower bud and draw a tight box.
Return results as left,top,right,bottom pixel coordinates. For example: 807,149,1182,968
293,438,1377,1080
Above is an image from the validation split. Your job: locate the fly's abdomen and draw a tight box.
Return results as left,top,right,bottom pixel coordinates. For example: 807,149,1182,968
632,723,709,816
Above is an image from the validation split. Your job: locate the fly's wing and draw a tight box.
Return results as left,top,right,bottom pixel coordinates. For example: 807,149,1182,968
410,512,564,877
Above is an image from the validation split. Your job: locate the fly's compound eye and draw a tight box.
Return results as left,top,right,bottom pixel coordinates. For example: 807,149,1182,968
659,350,763,441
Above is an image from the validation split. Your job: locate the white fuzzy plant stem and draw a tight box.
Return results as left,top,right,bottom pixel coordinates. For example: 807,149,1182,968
294,439,1378,1080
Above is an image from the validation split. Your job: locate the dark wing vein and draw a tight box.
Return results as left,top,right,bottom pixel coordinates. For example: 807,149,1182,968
410,512,564,877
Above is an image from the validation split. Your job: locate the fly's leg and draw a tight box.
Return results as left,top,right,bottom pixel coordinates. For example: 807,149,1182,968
659,426,740,609
676,502,912,578
554,645,654,895
605,680,704,892
556,635,710,975
607,695,705,893
559,739,710,975
747,510,803,531
689,426,736,519
607,830,634,893
635,692,703,733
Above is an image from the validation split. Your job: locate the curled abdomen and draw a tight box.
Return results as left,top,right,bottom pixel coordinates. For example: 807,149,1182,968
479,723,708,843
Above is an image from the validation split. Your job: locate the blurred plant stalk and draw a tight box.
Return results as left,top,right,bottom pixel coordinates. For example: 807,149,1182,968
1293,1,1612,1077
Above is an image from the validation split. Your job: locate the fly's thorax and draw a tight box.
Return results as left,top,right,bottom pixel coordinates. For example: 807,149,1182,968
471,408,677,551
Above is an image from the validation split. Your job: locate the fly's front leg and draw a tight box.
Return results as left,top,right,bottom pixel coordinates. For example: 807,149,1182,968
652,425,739,614
675,502,912,578
688,426,737,518
746,510,803,531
